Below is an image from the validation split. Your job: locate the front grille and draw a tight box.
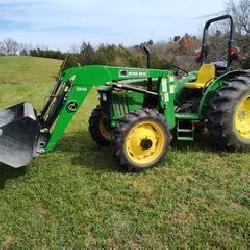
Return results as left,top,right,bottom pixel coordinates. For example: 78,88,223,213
111,93,129,118
99,90,144,120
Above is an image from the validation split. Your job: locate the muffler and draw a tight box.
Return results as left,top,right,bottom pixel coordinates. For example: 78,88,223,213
0,103,39,168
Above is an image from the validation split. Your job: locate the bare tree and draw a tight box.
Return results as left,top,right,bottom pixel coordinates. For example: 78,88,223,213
0,41,4,55
69,44,81,54
19,43,33,55
226,0,250,35
80,42,95,65
0,38,19,55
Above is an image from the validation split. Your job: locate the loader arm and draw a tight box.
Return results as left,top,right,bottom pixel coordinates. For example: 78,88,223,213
44,65,172,152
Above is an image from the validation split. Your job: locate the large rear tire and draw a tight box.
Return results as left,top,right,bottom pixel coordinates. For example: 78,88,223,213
207,75,250,151
88,106,112,146
112,109,171,171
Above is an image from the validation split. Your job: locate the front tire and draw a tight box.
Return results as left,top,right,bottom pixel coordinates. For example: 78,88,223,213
207,75,250,151
112,109,171,171
88,106,112,146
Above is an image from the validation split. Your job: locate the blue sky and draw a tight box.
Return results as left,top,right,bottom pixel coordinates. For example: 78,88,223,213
0,0,226,50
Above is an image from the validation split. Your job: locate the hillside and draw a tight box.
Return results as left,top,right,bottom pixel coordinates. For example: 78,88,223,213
0,56,62,110
0,56,249,248
0,56,62,84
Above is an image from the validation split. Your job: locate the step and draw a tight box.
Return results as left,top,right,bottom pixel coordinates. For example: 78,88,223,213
175,113,200,120
177,129,194,133
177,136,194,141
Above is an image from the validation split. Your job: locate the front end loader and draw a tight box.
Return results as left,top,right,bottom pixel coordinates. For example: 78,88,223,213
0,64,177,171
0,15,249,172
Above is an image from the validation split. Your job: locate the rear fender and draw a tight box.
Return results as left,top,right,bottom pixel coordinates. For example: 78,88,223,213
198,70,249,118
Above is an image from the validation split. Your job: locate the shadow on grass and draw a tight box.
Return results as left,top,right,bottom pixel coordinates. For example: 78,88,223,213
70,153,126,173
57,130,222,172
0,129,238,188
0,163,27,189
56,131,127,173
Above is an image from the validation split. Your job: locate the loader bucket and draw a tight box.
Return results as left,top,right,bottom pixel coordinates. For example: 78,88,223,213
0,103,39,168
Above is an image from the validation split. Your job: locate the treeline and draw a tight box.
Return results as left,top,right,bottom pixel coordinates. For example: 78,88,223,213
1,34,249,71
29,49,65,60
28,41,174,71
26,35,203,71
62,35,249,70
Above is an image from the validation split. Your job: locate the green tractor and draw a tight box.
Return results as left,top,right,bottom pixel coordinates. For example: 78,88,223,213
0,15,249,171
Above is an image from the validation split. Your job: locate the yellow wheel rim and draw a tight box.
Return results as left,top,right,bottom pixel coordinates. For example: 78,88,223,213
125,120,166,166
100,116,112,141
234,94,250,140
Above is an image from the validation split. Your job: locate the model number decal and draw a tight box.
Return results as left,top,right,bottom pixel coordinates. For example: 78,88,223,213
120,70,147,78
128,71,147,77
76,87,88,92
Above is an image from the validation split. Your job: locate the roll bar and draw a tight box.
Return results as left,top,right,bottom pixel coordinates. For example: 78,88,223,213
201,15,235,67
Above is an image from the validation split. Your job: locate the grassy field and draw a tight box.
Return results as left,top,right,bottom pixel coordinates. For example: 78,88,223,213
0,56,249,248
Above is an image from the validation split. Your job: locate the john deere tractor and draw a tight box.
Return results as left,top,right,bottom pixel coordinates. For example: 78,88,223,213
0,15,249,171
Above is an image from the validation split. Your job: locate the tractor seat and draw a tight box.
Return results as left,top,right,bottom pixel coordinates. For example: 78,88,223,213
185,63,215,89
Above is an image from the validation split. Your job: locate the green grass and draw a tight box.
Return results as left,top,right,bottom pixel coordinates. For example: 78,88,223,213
0,56,249,248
